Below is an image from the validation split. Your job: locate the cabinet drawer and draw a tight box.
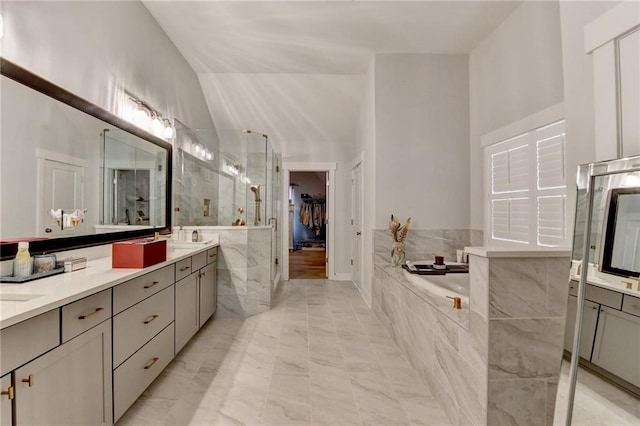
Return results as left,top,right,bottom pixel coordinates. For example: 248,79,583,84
175,257,193,282
207,247,218,265
113,264,174,314
192,251,207,271
113,323,174,422
568,281,623,309
113,285,174,367
1,310,59,376
62,289,112,343
622,294,640,317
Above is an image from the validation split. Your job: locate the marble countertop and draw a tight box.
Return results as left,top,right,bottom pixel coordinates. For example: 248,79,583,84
571,273,640,298
465,246,571,258
0,242,219,329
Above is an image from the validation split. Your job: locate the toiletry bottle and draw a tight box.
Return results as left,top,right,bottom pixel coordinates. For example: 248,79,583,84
14,242,32,277
192,229,199,242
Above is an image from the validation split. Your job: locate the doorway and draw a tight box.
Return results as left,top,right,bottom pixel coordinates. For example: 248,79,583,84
282,162,336,281
289,171,327,279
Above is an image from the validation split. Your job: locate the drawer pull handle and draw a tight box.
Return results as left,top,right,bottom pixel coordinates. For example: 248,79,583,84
144,281,160,289
78,307,104,320
201,272,206,277
180,266,191,272
209,254,215,258
144,314,159,324
21,375,34,387
144,357,159,370
1,386,14,400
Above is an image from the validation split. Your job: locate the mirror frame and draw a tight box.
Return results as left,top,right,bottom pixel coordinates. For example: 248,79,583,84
601,186,640,277
0,57,172,260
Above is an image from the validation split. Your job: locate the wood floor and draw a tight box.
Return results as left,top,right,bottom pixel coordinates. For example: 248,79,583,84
289,249,326,279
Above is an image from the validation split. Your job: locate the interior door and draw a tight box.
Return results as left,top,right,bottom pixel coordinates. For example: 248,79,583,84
351,162,363,291
39,159,84,236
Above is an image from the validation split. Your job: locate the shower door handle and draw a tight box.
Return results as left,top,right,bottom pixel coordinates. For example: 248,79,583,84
268,217,277,231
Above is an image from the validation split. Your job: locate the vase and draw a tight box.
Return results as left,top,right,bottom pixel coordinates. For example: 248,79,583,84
391,242,406,267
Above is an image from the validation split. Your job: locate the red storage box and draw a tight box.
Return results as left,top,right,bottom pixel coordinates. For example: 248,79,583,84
112,239,167,268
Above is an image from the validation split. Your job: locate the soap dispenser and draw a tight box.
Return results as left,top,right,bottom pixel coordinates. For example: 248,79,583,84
14,242,32,277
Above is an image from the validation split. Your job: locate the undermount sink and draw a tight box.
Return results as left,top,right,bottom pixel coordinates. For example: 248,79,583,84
0,293,43,302
171,240,215,249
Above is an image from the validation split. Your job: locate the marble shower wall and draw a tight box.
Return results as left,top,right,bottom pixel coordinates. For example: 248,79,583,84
174,152,219,226
197,226,272,318
374,228,483,265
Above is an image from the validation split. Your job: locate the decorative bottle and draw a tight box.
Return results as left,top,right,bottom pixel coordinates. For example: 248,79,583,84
14,242,33,277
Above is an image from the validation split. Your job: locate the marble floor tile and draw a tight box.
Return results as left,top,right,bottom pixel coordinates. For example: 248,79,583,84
113,280,447,425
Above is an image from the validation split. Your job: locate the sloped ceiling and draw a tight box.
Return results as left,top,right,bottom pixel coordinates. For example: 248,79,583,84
143,1,522,156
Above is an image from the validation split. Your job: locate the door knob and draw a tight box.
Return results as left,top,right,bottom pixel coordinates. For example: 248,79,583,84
356,232,361,236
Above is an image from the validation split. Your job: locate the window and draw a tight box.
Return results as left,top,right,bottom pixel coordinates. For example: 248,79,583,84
486,120,568,247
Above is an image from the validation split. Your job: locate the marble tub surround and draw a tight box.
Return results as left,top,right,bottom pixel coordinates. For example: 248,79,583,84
383,266,470,328
374,228,482,266
373,246,571,425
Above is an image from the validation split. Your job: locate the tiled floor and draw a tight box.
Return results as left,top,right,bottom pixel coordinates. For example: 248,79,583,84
118,279,640,426
118,279,451,425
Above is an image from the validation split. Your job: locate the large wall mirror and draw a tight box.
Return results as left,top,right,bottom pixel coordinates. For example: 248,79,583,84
0,58,172,259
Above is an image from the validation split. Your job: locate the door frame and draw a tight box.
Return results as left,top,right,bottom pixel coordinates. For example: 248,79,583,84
282,162,336,281
350,154,364,292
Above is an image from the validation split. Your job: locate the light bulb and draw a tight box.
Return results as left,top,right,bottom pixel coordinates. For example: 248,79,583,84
0,14,4,40
151,113,164,137
163,119,175,139
133,102,150,128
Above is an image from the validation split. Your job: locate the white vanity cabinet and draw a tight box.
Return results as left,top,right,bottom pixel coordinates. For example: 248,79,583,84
199,262,217,326
112,266,177,422
200,248,218,326
566,279,640,393
0,374,12,426
175,248,218,353
14,320,112,426
564,296,599,360
592,306,640,388
175,273,199,353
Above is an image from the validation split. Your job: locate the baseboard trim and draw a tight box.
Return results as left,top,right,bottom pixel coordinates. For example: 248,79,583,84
332,272,352,281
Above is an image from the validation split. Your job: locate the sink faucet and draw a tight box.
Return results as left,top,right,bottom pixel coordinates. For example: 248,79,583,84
446,296,462,309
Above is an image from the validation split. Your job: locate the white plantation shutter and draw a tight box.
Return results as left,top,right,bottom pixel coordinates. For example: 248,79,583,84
538,195,567,246
487,120,567,247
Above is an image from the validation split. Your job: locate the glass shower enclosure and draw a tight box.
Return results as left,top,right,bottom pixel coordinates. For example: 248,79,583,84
173,123,282,283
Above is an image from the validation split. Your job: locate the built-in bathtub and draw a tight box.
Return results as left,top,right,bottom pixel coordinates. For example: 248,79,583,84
381,262,470,328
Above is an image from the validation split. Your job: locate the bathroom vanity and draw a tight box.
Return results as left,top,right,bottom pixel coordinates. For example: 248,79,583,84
0,242,218,425
564,158,640,398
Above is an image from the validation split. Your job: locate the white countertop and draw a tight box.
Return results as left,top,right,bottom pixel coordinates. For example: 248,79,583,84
0,242,219,329
465,246,571,258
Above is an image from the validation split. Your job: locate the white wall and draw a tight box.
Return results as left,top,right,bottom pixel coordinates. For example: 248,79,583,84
374,54,470,230
468,1,564,230
558,1,621,230
0,1,213,131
